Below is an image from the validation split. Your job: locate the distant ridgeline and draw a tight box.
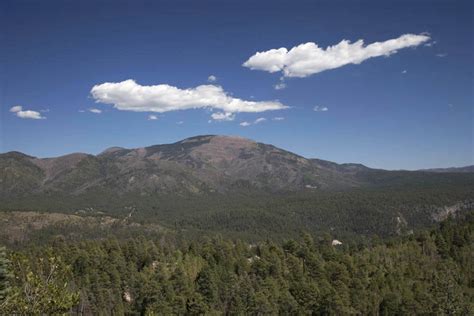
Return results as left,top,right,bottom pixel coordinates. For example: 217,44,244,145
0,214,472,314
0,135,473,239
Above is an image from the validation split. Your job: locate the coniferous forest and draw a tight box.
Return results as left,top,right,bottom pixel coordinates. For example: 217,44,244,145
0,213,472,315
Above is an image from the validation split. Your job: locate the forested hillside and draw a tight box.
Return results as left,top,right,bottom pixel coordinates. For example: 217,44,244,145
1,185,472,245
0,214,472,314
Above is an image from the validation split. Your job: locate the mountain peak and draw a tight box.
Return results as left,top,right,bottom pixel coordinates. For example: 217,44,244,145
1,151,36,159
186,135,258,161
99,146,127,156
179,134,255,144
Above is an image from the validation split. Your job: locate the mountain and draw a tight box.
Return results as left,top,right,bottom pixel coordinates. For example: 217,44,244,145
1,135,473,238
1,135,473,199
420,165,474,173
0,135,357,198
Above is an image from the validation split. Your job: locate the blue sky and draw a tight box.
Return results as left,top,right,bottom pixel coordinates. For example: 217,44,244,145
1,0,472,170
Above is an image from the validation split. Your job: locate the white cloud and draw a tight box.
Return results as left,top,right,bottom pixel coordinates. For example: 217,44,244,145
177,121,184,125
9,105,23,113
436,53,447,58
239,117,267,127
401,70,407,74
243,33,430,78
89,108,102,114
211,112,235,121
10,105,46,119
424,41,436,47
274,82,286,90
314,106,328,112
148,114,158,120
16,111,45,119
272,116,285,121
91,80,287,117
207,75,217,82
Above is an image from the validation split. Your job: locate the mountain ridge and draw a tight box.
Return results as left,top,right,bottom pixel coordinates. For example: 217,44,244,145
1,135,473,201
3,134,471,172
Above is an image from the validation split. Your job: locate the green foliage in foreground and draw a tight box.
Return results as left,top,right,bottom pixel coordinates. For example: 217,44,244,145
1,215,473,315
0,252,79,314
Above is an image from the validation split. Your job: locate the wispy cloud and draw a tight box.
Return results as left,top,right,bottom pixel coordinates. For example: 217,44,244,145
148,114,158,120
176,121,184,125
401,70,407,74
273,82,286,90
91,80,288,119
10,105,46,120
239,117,267,127
207,75,217,82
89,108,102,114
272,117,285,121
243,33,430,78
211,112,235,121
314,106,328,112
424,40,436,47
436,53,447,58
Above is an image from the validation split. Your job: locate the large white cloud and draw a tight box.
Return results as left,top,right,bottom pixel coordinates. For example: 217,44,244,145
243,34,430,78
91,80,287,119
9,105,46,120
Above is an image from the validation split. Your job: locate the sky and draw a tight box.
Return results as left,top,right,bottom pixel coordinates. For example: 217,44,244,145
1,0,473,170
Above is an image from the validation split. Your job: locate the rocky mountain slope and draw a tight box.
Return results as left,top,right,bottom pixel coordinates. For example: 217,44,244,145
1,134,473,199
0,135,352,197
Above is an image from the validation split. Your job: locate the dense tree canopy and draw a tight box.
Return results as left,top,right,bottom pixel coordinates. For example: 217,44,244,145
1,214,472,315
